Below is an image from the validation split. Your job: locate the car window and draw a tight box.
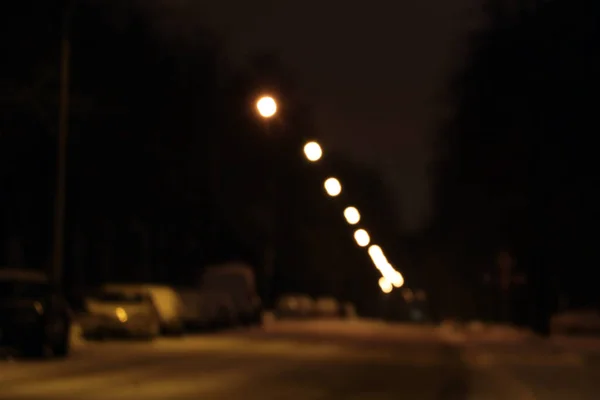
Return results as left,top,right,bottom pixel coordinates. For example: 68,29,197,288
90,291,147,303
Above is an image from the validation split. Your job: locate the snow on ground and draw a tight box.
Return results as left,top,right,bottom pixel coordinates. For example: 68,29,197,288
70,316,600,355
262,318,443,343
450,321,600,354
464,323,537,343
549,335,600,353
436,321,537,345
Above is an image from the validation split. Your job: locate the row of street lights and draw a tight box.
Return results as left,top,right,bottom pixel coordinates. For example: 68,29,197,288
256,95,405,294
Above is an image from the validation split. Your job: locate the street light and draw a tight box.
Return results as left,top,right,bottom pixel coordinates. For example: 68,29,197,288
379,277,393,294
256,95,277,118
389,270,404,288
324,177,342,197
377,262,396,277
354,229,370,247
368,245,387,265
343,206,360,225
303,141,323,162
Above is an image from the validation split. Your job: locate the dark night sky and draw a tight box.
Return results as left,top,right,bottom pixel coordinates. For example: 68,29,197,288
147,0,481,232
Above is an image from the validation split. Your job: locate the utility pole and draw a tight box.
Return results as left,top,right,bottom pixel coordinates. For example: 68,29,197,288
51,4,72,285
255,95,278,307
263,120,276,308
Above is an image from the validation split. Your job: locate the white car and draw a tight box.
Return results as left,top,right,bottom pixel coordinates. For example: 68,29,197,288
82,290,160,340
101,284,185,335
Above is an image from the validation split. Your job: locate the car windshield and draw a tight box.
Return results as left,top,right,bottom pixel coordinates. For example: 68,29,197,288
0,281,48,300
90,291,146,303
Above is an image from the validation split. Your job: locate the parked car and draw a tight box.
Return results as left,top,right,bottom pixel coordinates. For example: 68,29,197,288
199,262,262,327
341,302,358,319
178,288,203,331
315,297,341,318
275,294,315,319
101,284,185,335
178,289,236,331
81,290,160,340
0,268,71,358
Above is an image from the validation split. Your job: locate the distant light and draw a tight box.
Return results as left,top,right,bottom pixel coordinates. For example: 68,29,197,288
379,277,393,294
256,96,277,118
389,270,404,288
344,206,361,225
354,229,370,247
402,288,415,303
368,245,387,266
380,263,396,276
304,141,323,162
324,177,342,197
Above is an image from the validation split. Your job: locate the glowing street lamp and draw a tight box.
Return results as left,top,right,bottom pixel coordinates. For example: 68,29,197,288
303,141,323,162
389,270,405,288
256,95,277,118
354,229,370,247
379,277,393,294
324,177,342,197
344,206,360,225
368,245,387,266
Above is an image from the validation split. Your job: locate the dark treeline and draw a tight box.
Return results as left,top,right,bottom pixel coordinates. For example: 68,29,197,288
431,0,598,333
0,0,403,315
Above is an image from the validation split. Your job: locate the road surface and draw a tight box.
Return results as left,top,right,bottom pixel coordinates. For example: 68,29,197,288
1,320,599,399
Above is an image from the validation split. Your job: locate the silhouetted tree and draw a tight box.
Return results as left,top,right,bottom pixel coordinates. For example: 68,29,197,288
1,1,239,284
0,0,63,267
1,1,371,307
1,1,408,317
433,0,599,333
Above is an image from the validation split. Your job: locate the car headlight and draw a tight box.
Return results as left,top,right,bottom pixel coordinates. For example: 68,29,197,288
115,307,128,323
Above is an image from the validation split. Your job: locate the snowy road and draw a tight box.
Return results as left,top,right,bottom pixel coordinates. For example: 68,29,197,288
1,320,599,399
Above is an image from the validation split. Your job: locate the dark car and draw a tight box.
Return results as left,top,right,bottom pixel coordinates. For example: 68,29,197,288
0,268,71,358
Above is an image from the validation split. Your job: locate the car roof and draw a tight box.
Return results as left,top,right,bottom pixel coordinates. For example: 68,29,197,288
102,283,170,291
0,268,49,283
